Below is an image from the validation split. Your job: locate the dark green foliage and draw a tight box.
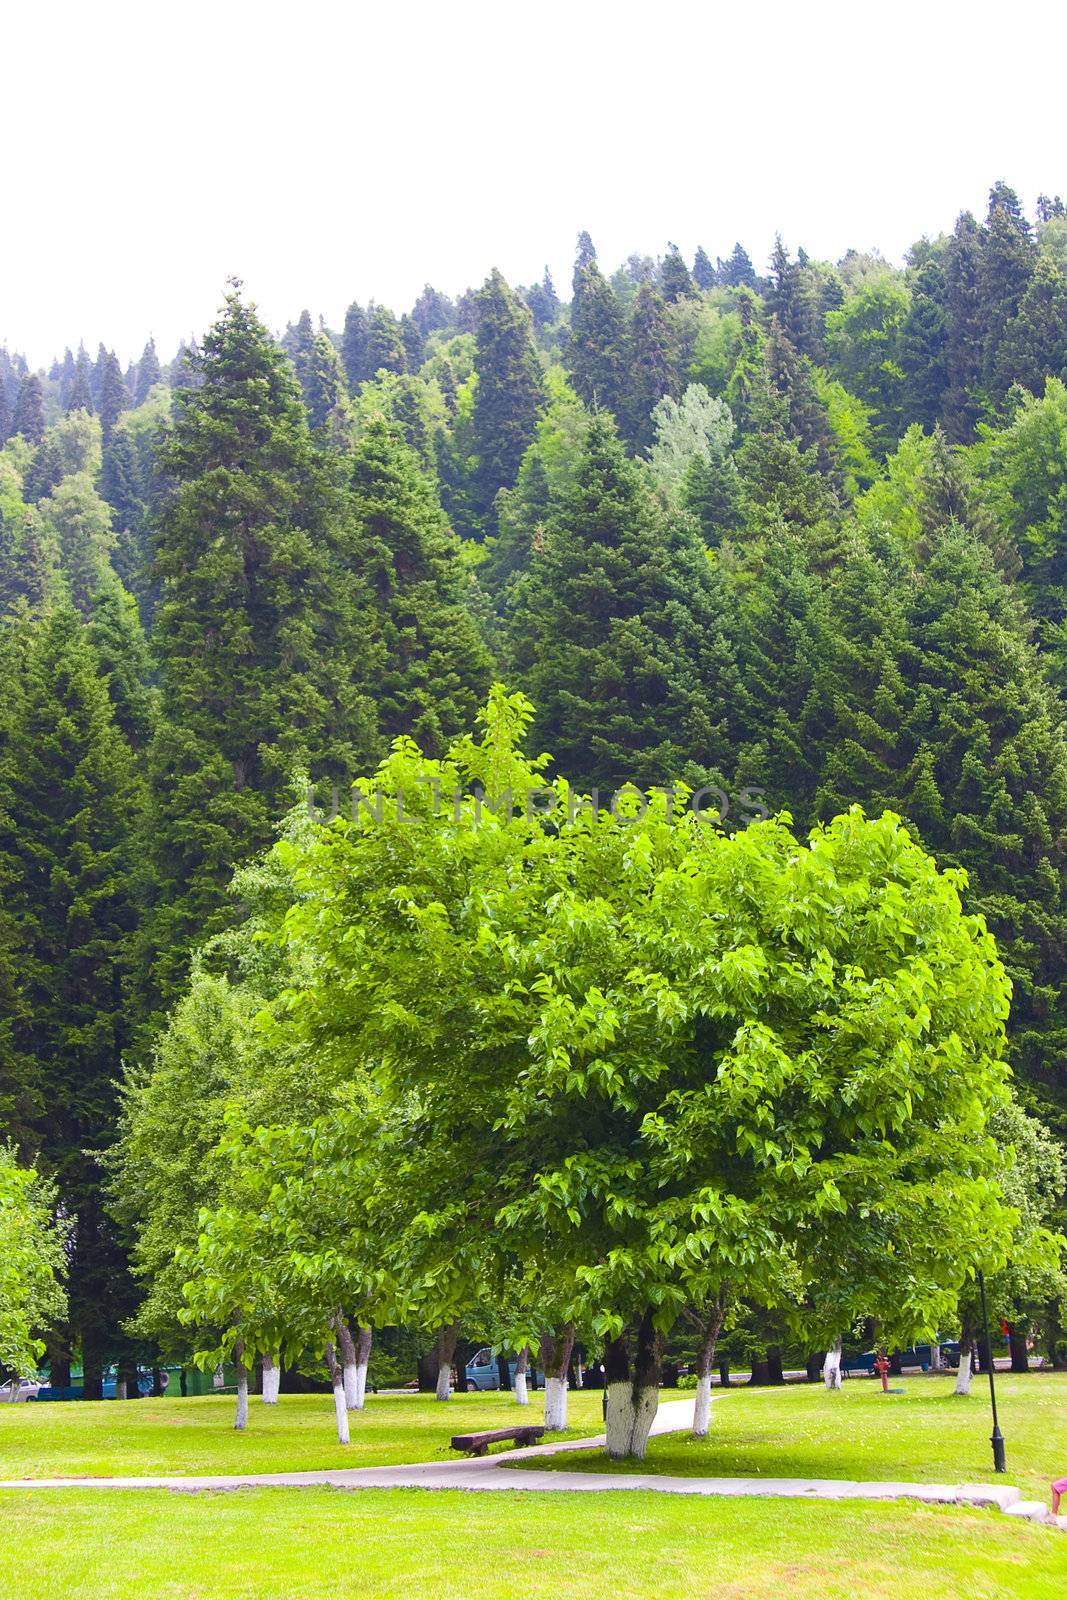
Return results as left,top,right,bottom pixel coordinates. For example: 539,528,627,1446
900,260,948,430
97,352,128,442
66,350,94,415
12,373,45,444
719,242,757,289
0,375,10,442
942,211,985,441
624,282,678,451
995,257,1067,397
134,338,163,405
143,287,358,1002
524,268,560,329
343,417,493,753
471,268,544,521
303,332,351,435
411,285,456,338
481,449,550,600
567,259,628,420
0,605,142,1386
981,182,1036,401
366,305,407,377
399,314,424,372
692,246,716,291
341,301,369,390
507,413,741,790
660,246,695,303
0,510,59,619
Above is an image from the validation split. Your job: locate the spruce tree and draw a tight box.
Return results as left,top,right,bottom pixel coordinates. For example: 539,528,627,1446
692,246,716,291
471,268,544,520
942,211,985,440
66,349,93,414
0,605,141,1394
86,577,156,749
97,351,128,443
134,337,163,405
143,286,354,1002
566,259,628,421
12,374,45,444
343,417,493,753
900,259,948,429
995,256,1067,397
980,182,1036,402
38,474,117,617
341,301,370,390
0,376,10,443
660,246,695,303
399,313,424,371
625,282,678,452
719,242,757,289
525,268,560,329
303,331,352,438
507,413,741,790
366,306,407,376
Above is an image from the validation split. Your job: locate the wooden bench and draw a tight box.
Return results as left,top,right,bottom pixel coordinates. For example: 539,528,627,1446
450,1425,545,1456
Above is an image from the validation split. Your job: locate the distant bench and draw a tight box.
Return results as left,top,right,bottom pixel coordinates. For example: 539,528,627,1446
450,1425,545,1456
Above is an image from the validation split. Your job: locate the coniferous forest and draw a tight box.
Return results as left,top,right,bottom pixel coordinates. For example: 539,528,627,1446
6,182,1067,1393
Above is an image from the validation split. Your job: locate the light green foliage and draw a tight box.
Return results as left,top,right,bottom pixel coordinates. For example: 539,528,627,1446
854,423,932,542
826,275,910,452
647,383,736,497
37,472,117,616
0,1145,68,1372
810,367,879,496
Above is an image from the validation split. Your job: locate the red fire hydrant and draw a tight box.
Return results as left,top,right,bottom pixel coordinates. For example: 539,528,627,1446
874,1353,891,1392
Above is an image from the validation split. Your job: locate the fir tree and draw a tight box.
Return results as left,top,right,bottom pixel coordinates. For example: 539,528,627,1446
12,374,45,444
366,305,407,377
0,375,10,443
134,337,163,405
525,268,560,329
86,577,156,749
0,604,142,1394
567,259,628,421
341,301,370,390
303,331,352,438
900,259,948,430
97,351,128,443
660,245,695,302
625,282,678,451
66,349,93,414
343,417,492,753
692,246,716,291
471,268,544,521
995,256,1067,398
411,285,456,337
38,474,117,617
942,211,985,440
981,182,1036,401
719,242,757,289
399,313,424,372
143,286,358,1002
507,413,740,790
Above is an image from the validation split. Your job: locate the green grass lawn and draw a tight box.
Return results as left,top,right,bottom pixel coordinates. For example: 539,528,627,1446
520,1372,1067,1501
0,1389,605,1478
1,1486,1064,1600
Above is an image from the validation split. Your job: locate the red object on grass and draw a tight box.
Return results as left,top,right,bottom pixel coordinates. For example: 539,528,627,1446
1052,1476,1067,1516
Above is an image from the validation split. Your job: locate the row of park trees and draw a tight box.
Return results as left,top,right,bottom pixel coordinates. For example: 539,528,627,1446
119,689,1063,1456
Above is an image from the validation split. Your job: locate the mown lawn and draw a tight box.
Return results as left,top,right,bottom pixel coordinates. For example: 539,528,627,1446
1,1485,1064,1600
520,1371,1067,1501
0,1389,605,1478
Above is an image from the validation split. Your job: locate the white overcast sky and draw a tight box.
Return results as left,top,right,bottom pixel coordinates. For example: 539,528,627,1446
4,0,1066,367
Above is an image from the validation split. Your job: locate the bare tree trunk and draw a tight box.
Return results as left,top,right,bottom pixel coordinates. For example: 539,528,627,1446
604,1313,662,1461
353,1324,372,1408
513,1346,529,1406
332,1316,359,1409
541,1324,576,1431
327,1345,349,1444
1008,1324,1029,1374
823,1335,843,1390
234,1341,248,1430
262,1352,280,1404
435,1323,459,1401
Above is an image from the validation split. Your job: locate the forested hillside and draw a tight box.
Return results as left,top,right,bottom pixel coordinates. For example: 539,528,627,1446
4,180,1067,1391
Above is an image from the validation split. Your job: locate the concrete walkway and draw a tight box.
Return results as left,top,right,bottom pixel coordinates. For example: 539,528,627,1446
1,1394,1062,1527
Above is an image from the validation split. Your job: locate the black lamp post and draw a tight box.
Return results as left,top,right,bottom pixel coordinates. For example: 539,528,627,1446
977,1268,1006,1473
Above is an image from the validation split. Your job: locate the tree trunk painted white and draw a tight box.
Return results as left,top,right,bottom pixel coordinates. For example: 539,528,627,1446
435,1322,459,1401
352,1325,372,1410
605,1381,659,1460
540,1324,575,1432
262,1354,280,1405
544,1375,568,1431
930,1343,942,1372
955,1342,973,1395
332,1317,359,1410
823,1336,843,1390
693,1372,713,1437
331,1365,350,1444
234,1344,249,1431
513,1346,529,1406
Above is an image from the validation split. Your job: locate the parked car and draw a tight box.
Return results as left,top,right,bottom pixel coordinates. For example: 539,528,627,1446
0,1376,44,1402
464,1347,545,1391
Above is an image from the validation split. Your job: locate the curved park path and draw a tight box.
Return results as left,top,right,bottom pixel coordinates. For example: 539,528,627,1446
1,1395,1061,1526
